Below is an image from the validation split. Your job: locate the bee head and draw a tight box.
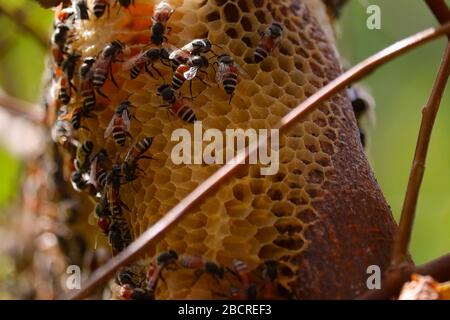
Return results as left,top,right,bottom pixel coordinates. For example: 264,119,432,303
218,54,233,64
270,22,283,37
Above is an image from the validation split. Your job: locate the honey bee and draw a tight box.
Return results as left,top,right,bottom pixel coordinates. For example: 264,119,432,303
150,0,175,45
143,251,177,294
182,38,213,55
172,55,209,96
261,260,278,299
104,99,134,146
54,3,74,23
168,39,213,69
51,23,70,65
116,266,154,300
115,0,135,9
122,136,153,182
180,255,224,283
93,0,111,18
232,259,257,299
347,86,374,148
62,52,81,80
105,164,127,217
167,46,190,70
93,40,126,96
70,170,88,192
79,57,97,114
74,140,94,171
56,67,72,105
57,53,80,104
89,149,109,189
215,54,249,104
70,106,92,130
51,119,72,145
122,47,170,80
254,22,283,63
157,84,197,124
73,0,90,21
95,195,111,234
108,215,133,254
229,286,247,300
145,263,161,293
119,285,152,300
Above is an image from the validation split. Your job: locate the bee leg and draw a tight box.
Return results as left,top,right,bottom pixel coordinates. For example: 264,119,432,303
228,93,234,105
80,125,91,132
130,181,138,193
151,65,164,80
160,59,171,67
197,72,211,87
226,267,239,280
96,88,111,101
144,64,156,79
211,63,217,74
192,269,203,286
120,201,131,212
189,81,194,99
138,155,153,161
109,64,119,88
70,81,78,93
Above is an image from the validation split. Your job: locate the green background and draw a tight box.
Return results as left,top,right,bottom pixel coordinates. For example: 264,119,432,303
0,0,449,266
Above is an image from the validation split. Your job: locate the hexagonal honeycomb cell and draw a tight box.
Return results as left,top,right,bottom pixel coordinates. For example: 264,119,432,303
48,0,397,299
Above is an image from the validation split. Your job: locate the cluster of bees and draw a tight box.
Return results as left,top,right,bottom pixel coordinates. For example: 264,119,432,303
48,0,284,299
115,250,279,300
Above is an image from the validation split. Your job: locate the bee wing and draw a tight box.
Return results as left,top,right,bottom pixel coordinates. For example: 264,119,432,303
123,110,131,132
215,63,226,83
104,115,116,138
89,157,98,187
122,52,147,71
163,43,178,56
168,48,183,60
236,63,251,80
184,67,199,81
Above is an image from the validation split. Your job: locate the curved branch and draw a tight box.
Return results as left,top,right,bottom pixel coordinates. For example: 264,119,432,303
390,0,450,268
0,93,43,125
62,22,450,300
426,0,450,31
359,253,450,300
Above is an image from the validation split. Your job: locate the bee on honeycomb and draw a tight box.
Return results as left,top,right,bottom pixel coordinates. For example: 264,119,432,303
43,0,397,300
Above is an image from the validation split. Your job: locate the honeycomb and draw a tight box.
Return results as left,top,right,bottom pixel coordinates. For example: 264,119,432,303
48,0,398,299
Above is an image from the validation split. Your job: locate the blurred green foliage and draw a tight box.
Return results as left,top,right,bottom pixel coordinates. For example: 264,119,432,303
0,0,51,206
339,0,450,264
0,0,448,265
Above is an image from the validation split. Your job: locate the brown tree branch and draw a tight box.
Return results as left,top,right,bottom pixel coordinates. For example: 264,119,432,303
390,0,450,268
0,5,48,49
425,0,450,32
60,22,450,300
359,253,450,300
0,93,43,125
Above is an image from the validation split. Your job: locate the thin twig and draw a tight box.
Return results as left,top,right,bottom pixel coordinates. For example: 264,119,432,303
425,0,450,33
0,93,43,124
390,0,450,267
0,5,48,49
60,22,450,300
359,252,450,300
